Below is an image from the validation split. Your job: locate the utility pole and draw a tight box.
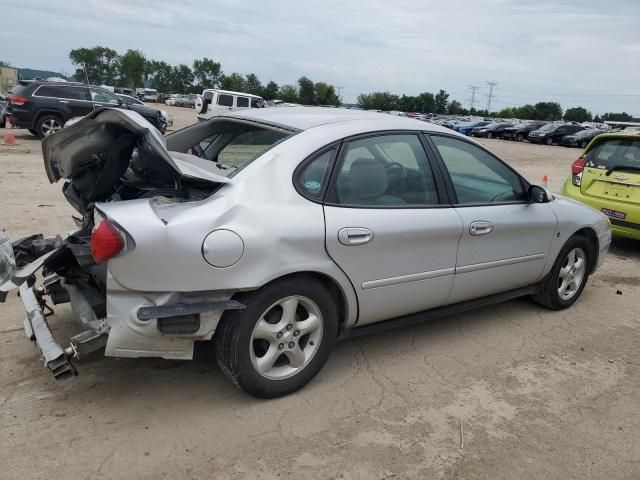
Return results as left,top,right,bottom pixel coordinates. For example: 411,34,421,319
467,85,480,111
485,81,498,112
335,86,344,101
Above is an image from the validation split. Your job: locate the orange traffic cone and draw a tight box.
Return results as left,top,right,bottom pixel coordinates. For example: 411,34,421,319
3,117,16,145
542,175,548,188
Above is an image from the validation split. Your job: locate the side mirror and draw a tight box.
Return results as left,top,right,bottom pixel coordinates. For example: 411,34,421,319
528,185,553,203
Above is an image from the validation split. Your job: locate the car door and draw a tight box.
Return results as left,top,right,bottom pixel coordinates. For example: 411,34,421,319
55,85,93,119
321,133,463,325
429,134,557,304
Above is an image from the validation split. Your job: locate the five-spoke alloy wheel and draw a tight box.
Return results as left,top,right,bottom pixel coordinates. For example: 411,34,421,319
214,276,338,398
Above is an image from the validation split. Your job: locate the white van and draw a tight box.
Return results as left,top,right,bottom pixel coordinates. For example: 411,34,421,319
195,89,265,118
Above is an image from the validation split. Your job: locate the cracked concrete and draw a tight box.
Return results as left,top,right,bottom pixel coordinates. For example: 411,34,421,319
1,109,639,479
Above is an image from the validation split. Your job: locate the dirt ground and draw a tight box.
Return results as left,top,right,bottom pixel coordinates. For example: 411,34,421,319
1,107,638,480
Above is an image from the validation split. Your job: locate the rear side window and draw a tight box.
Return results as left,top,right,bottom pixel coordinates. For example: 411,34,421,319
236,97,249,107
218,94,233,107
296,149,335,200
34,85,61,98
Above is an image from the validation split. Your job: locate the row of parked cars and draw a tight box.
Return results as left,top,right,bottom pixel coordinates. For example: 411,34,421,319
433,117,608,148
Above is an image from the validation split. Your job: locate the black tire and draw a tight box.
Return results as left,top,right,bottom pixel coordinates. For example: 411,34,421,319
35,114,63,139
532,235,594,310
0,116,5,128
545,137,554,146
579,140,587,149
487,132,493,139
516,134,523,142
214,275,339,398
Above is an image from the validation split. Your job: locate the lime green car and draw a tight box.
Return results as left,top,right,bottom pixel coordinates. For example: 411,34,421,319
560,131,640,240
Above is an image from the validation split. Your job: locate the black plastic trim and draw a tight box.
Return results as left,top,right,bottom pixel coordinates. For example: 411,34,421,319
341,284,539,339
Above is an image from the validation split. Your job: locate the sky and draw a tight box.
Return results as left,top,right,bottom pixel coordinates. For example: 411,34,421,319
2,0,639,115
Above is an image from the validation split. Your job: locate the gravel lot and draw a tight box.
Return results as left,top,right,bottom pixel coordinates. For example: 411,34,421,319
1,106,638,479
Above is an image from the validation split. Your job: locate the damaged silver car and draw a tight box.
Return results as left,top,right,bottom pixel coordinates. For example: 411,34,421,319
1,107,611,398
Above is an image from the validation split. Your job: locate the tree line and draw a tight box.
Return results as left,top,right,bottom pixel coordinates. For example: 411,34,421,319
67,46,341,105
357,90,638,123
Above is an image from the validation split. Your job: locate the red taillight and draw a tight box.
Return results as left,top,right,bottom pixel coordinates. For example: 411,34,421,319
8,96,27,106
91,220,124,263
571,158,585,175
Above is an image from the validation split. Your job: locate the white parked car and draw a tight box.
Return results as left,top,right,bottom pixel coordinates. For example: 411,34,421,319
0,107,611,398
195,89,265,119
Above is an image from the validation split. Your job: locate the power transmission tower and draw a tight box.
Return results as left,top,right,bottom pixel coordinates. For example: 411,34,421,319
485,82,498,112
467,85,480,111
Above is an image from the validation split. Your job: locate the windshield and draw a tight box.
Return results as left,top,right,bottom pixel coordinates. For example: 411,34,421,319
584,138,640,170
538,124,559,132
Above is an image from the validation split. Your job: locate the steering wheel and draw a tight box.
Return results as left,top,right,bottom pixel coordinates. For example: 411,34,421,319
385,161,407,181
190,144,205,158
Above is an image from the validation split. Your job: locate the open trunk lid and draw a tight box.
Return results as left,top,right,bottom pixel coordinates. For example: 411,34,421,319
42,108,229,214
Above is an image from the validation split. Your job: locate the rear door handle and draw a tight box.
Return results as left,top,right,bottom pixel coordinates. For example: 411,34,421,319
338,227,374,246
469,221,493,236
59,100,69,104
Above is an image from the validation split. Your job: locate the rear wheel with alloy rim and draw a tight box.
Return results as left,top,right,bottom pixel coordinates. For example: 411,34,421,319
35,115,63,138
532,234,593,310
579,140,587,149
546,137,553,145
214,276,338,398
487,132,493,139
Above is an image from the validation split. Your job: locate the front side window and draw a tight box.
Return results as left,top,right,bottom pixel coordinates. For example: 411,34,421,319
431,135,525,204
333,134,439,206
90,88,119,104
218,94,233,107
236,97,249,107
296,149,335,200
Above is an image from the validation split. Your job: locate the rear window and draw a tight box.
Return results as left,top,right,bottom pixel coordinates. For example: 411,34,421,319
585,138,640,170
218,94,233,107
236,97,249,108
34,85,62,98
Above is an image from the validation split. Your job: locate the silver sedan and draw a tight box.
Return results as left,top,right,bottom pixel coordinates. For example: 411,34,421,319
0,107,611,397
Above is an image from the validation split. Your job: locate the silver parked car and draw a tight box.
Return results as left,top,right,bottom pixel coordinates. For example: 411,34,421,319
0,107,611,397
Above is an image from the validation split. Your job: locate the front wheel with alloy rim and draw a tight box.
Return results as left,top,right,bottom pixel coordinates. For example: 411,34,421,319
532,234,593,310
546,137,554,145
35,115,63,138
214,276,338,398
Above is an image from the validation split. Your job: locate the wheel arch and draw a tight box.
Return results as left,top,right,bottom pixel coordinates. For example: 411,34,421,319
573,227,599,273
248,270,357,335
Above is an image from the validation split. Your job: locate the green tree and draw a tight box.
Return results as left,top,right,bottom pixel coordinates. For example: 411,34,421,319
357,91,399,111
170,64,194,93
513,104,536,119
119,49,146,89
435,89,449,114
496,107,517,118
278,84,299,103
532,102,563,121
297,76,315,105
601,112,634,122
314,82,340,106
146,60,173,92
593,115,602,123
416,92,436,113
263,80,279,100
220,73,245,91
244,73,263,96
69,46,119,85
447,100,464,115
192,57,222,90
564,106,592,123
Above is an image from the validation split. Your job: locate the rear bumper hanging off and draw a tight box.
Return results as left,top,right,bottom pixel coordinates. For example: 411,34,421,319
20,283,77,381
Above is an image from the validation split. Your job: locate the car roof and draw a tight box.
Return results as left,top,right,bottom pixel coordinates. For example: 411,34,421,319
218,106,452,133
203,89,263,99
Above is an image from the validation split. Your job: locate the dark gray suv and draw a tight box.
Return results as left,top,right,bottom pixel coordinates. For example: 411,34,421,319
7,81,165,138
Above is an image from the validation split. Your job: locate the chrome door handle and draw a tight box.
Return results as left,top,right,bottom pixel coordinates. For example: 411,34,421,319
59,100,69,104
338,227,374,246
469,221,493,236
94,104,103,107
